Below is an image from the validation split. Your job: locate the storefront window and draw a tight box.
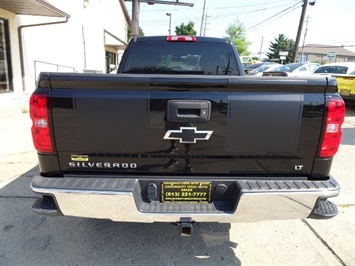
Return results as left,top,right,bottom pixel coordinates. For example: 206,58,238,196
0,18,12,93
105,51,117,73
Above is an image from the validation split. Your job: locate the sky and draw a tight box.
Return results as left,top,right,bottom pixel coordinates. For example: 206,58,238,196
126,0,355,55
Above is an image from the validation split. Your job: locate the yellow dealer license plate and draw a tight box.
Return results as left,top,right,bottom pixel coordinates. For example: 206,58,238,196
161,181,212,203
340,89,351,96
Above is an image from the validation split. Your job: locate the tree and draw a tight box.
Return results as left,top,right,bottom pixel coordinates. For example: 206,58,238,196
267,34,295,64
127,26,145,40
175,21,197,36
225,19,251,56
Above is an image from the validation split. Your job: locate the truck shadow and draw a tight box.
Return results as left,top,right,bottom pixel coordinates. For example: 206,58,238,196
0,166,240,265
80,219,240,265
341,127,355,146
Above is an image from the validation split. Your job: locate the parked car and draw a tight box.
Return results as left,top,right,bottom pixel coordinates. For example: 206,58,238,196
262,62,320,76
313,62,355,75
243,62,275,74
336,71,355,103
240,55,261,64
314,63,355,103
247,63,281,76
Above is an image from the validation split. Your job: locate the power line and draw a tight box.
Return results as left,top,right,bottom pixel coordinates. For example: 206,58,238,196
141,2,298,24
140,17,200,24
210,1,287,10
302,44,355,49
316,39,355,45
210,2,295,22
246,1,303,33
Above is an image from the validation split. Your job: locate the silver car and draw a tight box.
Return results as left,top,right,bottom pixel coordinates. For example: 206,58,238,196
263,62,320,76
247,63,282,76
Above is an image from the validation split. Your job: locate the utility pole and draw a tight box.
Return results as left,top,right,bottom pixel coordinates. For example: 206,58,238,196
259,36,264,60
300,16,310,62
131,0,140,37
128,0,194,37
292,0,307,62
292,0,316,62
200,0,206,36
203,12,210,36
166,13,172,35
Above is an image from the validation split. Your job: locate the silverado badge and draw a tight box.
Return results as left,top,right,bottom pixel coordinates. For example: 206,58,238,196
164,127,213,144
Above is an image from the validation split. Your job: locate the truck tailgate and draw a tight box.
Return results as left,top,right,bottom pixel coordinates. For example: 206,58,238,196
48,74,327,176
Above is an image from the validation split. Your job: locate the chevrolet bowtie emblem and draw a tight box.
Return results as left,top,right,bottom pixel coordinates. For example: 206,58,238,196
164,127,213,144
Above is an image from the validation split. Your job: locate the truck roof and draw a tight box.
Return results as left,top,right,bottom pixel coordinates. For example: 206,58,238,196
131,35,231,44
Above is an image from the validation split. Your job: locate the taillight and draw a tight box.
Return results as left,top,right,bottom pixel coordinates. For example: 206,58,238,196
319,98,345,157
30,94,53,153
167,36,196,42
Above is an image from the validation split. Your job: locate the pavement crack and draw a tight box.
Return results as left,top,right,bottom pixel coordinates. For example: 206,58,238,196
0,196,39,199
344,119,355,126
301,219,347,266
0,162,36,165
337,204,355,208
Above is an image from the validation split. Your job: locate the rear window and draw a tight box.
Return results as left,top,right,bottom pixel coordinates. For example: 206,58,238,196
121,42,240,75
314,66,348,74
279,63,303,72
250,65,274,73
266,63,302,73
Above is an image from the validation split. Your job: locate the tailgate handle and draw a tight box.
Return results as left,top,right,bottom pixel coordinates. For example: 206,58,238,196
167,100,211,122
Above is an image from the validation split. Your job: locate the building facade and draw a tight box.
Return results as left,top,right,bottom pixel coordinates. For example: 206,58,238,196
0,0,130,94
297,44,355,64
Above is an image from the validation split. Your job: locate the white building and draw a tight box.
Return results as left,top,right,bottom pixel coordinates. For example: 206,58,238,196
0,0,130,94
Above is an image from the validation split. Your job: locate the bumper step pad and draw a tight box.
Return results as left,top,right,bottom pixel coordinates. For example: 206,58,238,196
308,200,338,219
32,195,62,217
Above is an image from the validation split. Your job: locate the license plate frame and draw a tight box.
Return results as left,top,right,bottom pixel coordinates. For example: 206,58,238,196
161,181,212,203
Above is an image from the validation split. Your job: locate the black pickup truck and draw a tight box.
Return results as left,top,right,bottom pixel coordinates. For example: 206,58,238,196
30,36,345,235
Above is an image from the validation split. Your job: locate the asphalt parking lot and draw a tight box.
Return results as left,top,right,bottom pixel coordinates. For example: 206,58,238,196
0,94,354,266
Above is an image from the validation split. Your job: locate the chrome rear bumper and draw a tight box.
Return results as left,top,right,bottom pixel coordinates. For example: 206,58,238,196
31,175,340,223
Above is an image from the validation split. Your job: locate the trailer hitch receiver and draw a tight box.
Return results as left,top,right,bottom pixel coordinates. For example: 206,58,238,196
172,217,199,236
